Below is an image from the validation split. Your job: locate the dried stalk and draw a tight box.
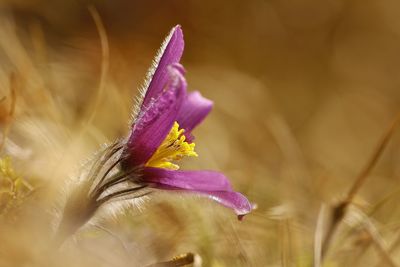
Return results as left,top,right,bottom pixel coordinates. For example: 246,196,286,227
54,142,146,247
313,204,326,267
356,207,398,267
321,114,400,261
86,5,109,125
146,253,199,267
0,73,17,153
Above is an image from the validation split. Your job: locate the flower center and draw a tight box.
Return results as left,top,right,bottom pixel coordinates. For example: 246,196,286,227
146,121,197,170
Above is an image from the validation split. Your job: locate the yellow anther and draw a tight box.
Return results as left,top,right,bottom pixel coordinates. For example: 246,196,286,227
146,121,197,170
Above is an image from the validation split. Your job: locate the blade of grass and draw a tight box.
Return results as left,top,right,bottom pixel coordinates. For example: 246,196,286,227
321,113,400,261
0,73,17,153
86,5,109,126
145,253,198,267
313,204,326,267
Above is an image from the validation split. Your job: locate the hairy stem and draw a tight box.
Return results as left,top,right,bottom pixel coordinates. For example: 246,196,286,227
54,182,98,247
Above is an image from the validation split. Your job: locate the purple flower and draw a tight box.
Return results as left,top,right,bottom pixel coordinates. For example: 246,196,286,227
121,25,252,218
55,26,253,246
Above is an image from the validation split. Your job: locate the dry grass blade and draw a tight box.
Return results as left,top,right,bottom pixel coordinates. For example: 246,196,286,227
0,73,17,153
345,114,400,204
279,218,290,267
354,207,399,267
86,5,110,126
368,187,400,217
368,230,398,267
313,204,326,267
321,113,400,261
93,224,130,257
230,221,252,266
387,235,400,257
372,232,400,267
145,253,199,267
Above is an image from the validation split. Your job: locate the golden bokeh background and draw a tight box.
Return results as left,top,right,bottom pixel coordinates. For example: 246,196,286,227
0,1,400,266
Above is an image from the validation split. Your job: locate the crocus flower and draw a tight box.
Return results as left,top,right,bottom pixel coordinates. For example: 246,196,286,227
120,25,252,217
56,25,251,246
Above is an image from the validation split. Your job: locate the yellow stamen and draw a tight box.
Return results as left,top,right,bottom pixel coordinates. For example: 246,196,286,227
146,121,197,170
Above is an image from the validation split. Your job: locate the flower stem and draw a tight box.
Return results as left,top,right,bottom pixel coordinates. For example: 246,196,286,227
53,182,98,248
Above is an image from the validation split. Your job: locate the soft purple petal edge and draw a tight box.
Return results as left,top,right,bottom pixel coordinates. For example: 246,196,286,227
177,91,213,141
142,168,233,191
200,190,253,216
124,66,187,166
142,168,252,217
142,25,184,109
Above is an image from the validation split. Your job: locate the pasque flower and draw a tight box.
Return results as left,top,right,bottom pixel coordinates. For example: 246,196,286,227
56,25,251,246
120,25,252,217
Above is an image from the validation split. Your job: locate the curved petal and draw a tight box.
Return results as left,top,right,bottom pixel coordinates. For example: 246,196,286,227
124,66,187,166
141,25,184,109
199,191,253,217
142,168,233,191
141,168,252,216
177,91,213,142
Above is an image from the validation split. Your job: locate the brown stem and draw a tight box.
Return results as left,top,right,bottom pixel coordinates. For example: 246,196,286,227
54,183,99,248
145,253,196,267
320,201,347,259
345,114,400,204
321,114,400,261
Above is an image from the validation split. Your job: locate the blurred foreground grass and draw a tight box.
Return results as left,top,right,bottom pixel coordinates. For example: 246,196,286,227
0,1,400,266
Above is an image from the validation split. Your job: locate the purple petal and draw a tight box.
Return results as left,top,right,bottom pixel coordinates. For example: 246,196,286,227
177,91,213,142
142,168,233,191
142,25,184,109
199,191,253,217
124,66,187,166
141,168,253,216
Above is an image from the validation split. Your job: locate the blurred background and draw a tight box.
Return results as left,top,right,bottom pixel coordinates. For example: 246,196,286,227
0,0,400,266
